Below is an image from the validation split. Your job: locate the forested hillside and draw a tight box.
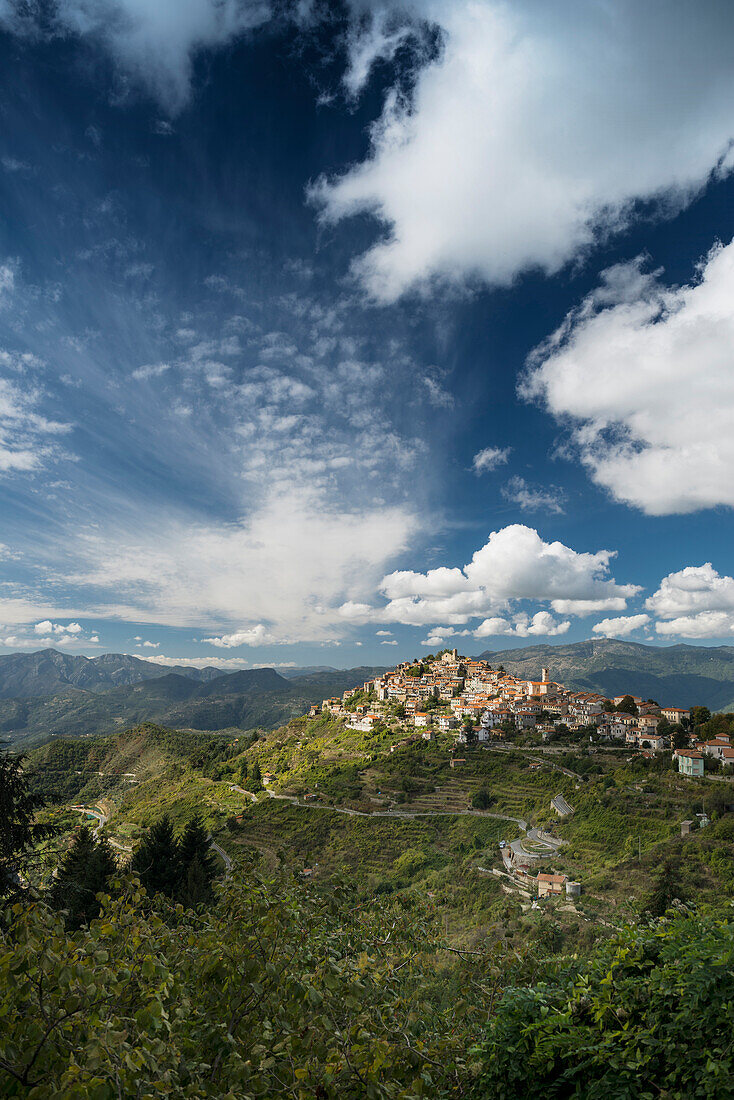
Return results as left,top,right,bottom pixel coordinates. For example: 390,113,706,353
0,665,387,747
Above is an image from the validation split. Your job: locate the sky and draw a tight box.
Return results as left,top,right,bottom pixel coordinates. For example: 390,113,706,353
1,0,734,670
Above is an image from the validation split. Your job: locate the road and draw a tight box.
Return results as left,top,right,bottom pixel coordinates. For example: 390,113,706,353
209,837,232,875
259,782,528,826
229,784,258,802
509,827,565,862
71,805,108,838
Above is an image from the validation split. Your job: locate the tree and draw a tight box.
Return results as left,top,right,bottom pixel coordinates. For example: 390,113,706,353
130,814,180,899
672,727,689,749
178,815,217,907
690,705,711,727
471,788,494,810
239,759,248,783
250,760,263,790
0,748,53,899
49,825,116,928
641,858,686,918
616,695,638,715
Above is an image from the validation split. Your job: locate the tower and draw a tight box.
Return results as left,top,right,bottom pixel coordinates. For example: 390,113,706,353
541,667,549,683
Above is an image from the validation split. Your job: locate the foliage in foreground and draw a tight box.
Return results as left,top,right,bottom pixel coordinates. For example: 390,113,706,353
2,861,734,1099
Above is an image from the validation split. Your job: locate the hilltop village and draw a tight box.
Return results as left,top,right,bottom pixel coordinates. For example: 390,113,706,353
315,649,727,777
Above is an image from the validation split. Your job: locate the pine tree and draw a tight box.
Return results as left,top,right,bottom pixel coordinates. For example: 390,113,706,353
130,814,180,899
0,748,53,898
178,815,216,906
50,825,116,928
251,760,262,790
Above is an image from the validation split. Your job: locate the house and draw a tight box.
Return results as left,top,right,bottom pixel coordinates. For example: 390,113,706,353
308,704,320,718
413,712,429,727
675,749,704,777
662,706,690,723
438,715,457,731
639,733,666,752
537,872,566,897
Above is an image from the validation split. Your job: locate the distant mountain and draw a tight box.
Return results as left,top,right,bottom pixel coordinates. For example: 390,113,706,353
0,663,388,747
0,649,225,700
476,639,734,711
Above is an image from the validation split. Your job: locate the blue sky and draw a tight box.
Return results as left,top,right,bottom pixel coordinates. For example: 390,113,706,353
2,0,734,670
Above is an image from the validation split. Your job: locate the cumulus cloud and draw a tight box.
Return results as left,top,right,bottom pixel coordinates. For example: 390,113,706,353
474,611,570,639
34,620,82,635
201,624,274,648
501,476,564,514
419,625,471,647
472,446,510,475
592,613,650,638
60,487,418,642
647,563,734,637
137,654,251,670
342,524,638,629
0,0,272,113
313,0,734,300
524,242,734,514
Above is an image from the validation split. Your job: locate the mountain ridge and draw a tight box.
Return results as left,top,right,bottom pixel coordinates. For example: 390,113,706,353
476,638,734,710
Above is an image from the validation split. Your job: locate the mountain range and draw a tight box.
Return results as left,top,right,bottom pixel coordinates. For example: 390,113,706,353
477,639,734,711
0,651,388,747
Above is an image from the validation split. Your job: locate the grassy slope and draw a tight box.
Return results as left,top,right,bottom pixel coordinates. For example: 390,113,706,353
26,715,734,947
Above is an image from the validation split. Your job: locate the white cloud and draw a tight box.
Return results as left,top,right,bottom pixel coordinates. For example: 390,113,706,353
138,654,251,670
60,487,418,642
0,0,273,113
655,612,734,639
0,374,71,475
420,625,471,647
474,611,570,639
472,446,510,475
375,630,393,636
201,624,274,648
501,476,564,514
524,242,734,514
34,620,83,635
592,613,650,638
313,0,734,300
647,563,734,637
344,524,638,628
422,376,453,408
380,638,398,645
141,639,159,648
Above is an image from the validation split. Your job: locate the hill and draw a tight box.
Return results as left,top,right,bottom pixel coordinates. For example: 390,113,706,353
0,648,225,699
0,665,389,747
477,639,734,710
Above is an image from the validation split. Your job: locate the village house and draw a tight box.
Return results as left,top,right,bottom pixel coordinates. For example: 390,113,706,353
662,706,690,723
537,872,567,897
675,749,704,777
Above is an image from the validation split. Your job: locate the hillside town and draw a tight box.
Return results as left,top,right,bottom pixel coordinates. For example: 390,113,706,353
313,649,729,777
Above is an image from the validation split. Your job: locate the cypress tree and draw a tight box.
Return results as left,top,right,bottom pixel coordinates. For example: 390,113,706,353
130,814,180,899
251,760,262,789
178,815,216,906
50,825,116,928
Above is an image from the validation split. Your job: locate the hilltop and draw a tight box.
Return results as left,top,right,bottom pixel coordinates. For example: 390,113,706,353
477,639,734,711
